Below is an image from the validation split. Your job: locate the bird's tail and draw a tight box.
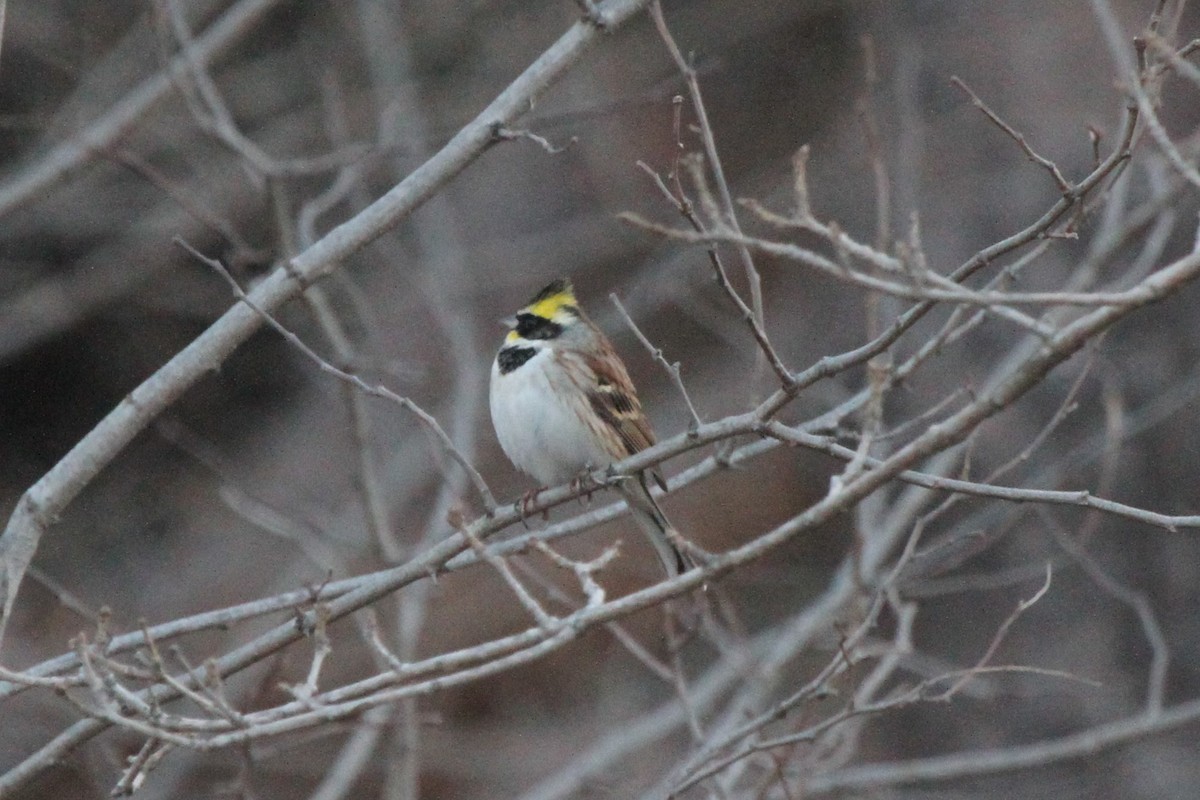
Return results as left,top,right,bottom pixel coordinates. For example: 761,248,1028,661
618,473,696,577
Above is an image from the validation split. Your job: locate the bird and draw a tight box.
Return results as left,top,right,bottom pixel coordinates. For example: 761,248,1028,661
489,278,695,576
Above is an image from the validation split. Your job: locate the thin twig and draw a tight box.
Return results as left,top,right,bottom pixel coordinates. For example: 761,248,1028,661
175,237,498,513
454,512,558,630
648,1,764,326
0,0,285,221
0,0,654,661
610,293,703,432
951,76,1072,194
927,563,1053,700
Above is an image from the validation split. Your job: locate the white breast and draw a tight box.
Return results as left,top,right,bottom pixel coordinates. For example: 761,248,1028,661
490,348,612,486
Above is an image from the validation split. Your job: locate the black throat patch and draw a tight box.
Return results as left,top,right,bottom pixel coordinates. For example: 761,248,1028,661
496,346,537,374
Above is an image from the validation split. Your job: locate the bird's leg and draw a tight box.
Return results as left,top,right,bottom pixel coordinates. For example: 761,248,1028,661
516,487,548,528
570,464,604,506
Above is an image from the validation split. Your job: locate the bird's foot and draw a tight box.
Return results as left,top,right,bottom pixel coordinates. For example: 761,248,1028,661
570,469,604,505
516,487,549,528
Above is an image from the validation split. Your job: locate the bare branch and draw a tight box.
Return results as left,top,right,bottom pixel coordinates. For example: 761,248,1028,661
0,0,285,221
950,76,1073,193
177,238,498,513
801,699,1200,796
0,0,655,651
610,293,704,432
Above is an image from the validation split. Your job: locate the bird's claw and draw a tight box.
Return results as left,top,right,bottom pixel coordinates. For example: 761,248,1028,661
517,487,548,528
570,470,603,505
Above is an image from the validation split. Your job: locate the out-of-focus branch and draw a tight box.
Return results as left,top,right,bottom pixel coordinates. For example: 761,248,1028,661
0,0,284,221
622,217,1177,309
648,1,763,327
7,226,1200,775
10,395,1200,707
0,0,656,656
5,5,1199,794
0,0,7,77
800,697,1200,796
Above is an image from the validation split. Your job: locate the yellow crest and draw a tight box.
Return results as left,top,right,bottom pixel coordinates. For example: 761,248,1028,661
525,278,577,321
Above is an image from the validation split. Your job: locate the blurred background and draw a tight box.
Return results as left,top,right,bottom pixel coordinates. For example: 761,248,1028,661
2,0,1200,797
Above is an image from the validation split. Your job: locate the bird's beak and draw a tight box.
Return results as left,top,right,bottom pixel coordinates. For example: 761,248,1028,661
499,315,516,330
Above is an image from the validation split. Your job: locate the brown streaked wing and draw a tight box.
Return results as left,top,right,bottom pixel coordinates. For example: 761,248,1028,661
580,349,657,459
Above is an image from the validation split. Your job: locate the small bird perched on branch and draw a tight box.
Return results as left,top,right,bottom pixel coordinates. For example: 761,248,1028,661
489,278,694,576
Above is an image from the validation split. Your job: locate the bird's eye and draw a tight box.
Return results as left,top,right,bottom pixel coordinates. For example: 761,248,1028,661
515,313,563,340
